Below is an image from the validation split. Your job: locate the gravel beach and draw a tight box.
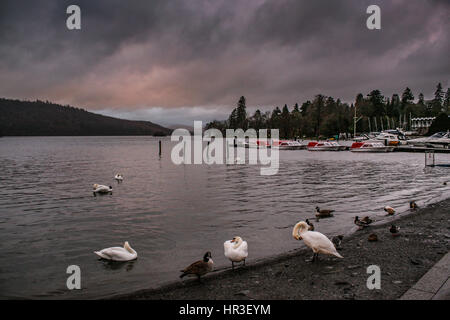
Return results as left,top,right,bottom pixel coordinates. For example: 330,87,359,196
115,199,450,300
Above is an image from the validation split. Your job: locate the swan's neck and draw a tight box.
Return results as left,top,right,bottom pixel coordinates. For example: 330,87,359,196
124,242,134,254
293,223,307,238
233,239,243,249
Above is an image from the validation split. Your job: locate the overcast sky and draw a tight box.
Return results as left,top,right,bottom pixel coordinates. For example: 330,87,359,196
0,0,448,126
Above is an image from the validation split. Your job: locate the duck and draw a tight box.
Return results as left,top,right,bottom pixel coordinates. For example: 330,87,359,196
114,173,124,181
390,225,401,237
305,219,315,231
332,235,344,250
409,201,418,210
315,206,334,219
224,236,248,270
93,184,112,194
292,221,343,262
180,251,214,282
354,216,370,229
384,206,395,215
361,216,373,224
94,241,137,261
368,233,378,242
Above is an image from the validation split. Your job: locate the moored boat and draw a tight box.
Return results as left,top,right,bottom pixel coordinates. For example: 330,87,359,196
307,141,342,151
350,141,394,152
272,140,306,150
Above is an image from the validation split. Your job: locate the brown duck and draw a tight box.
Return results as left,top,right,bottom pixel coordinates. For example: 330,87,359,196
180,251,214,282
315,207,334,218
390,225,401,237
384,206,395,215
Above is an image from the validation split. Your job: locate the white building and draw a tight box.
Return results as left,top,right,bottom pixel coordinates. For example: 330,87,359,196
411,117,435,130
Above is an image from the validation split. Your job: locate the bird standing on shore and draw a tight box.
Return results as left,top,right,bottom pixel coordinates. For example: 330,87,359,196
332,235,344,250
224,236,248,270
384,206,395,215
305,219,315,231
315,207,334,219
409,201,418,210
180,252,214,282
292,221,343,262
94,241,137,261
390,225,401,237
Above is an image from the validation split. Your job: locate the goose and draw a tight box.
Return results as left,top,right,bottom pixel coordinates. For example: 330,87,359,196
332,235,344,250
93,184,112,194
384,206,395,215
180,251,214,282
224,236,248,269
390,225,401,237
354,216,370,229
292,221,343,262
305,219,315,231
114,173,124,181
94,241,137,261
315,206,334,219
368,233,378,242
409,201,418,210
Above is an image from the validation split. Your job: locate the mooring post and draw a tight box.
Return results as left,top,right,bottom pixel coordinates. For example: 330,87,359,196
159,140,162,157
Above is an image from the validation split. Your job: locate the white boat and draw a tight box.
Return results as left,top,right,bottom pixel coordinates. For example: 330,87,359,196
350,141,395,152
407,131,450,148
307,141,342,151
244,139,271,149
271,140,306,150
373,132,402,146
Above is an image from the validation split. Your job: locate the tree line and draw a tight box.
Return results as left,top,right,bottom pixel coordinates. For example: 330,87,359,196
0,98,171,136
206,83,450,138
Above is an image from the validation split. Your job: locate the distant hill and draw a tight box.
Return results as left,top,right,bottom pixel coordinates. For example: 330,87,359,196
0,98,172,136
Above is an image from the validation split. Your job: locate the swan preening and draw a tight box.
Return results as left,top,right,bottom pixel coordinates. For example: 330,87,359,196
93,184,112,194
224,236,248,269
292,221,343,262
94,241,137,261
114,173,124,181
180,251,214,282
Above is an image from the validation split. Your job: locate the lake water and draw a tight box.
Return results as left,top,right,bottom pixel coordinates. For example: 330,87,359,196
0,136,449,299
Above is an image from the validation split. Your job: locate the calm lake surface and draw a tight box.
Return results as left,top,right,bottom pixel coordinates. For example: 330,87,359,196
0,136,449,299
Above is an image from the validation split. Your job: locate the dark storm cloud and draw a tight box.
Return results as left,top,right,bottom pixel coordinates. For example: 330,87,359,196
0,0,448,123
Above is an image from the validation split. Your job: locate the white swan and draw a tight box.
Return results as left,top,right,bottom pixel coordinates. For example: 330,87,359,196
93,184,112,194
224,236,248,269
292,221,343,262
94,241,137,261
114,174,123,181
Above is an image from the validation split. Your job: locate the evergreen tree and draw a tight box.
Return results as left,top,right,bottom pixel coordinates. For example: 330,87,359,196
444,88,450,114
401,87,414,105
431,83,443,115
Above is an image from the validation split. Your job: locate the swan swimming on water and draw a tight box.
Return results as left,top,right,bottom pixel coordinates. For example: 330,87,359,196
94,241,137,261
93,184,112,194
224,236,248,269
114,174,123,181
292,221,343,262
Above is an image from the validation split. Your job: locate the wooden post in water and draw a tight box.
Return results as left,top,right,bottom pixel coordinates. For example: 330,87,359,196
159,140,162,157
